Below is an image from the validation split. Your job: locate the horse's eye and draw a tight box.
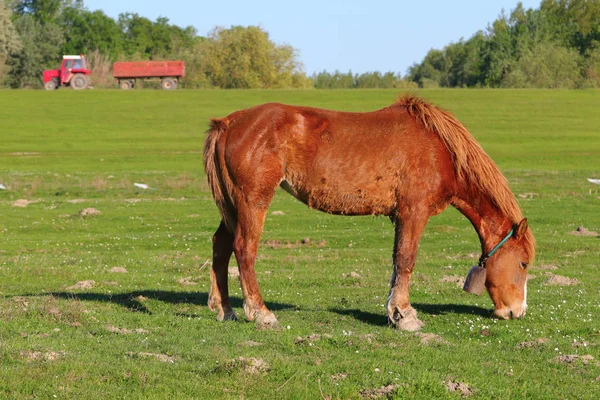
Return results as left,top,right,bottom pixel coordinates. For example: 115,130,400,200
520,262,528,269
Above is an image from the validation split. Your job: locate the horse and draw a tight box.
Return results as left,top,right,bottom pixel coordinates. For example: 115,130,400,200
203,94,535,331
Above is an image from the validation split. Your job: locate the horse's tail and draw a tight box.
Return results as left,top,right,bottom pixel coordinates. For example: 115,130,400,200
203,117,237,231
397,94,521,220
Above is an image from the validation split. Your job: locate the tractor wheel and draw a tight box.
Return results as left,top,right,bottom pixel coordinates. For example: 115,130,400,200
70,74,88,90
44,80,57,91
161,78,177,90
120,80,133,90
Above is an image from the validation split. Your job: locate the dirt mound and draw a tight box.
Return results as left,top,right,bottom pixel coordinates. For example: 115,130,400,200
294,333,332,345
568,226,598,236
516,338,549,349
128,352,176,363
360,384,400,399
555,354,594,365
107,325,149,335
444,380,473,397
416,332,450,345
12,199,30,207
79,208,101,217
67,280,95,290
536,264,558,270
545,274,579,286
21,350,65,362
441,275,465,287
226,357,270,374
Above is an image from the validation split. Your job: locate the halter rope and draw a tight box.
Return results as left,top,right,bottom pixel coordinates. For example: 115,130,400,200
478,227,515,268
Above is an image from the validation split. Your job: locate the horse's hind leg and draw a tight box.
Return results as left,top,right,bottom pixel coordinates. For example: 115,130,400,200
387,207,429,331
208,220,237,321
233,196,277,329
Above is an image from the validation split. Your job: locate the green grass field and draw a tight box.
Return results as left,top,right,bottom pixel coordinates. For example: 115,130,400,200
0,89,599,399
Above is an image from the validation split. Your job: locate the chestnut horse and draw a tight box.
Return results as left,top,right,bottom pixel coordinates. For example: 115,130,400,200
203,94,535,330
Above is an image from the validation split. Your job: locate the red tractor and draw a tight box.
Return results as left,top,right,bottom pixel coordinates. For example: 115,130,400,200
43,55,91,90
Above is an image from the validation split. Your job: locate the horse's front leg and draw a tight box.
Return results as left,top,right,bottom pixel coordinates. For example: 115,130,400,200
232,201,277,329
387,209,429,331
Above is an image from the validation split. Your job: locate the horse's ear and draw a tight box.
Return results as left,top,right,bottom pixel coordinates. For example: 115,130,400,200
513,218,528,240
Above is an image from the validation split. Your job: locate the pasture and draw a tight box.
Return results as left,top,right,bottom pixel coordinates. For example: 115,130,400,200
0,89,599,399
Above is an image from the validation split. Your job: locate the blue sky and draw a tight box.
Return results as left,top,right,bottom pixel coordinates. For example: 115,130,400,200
83,0,542,76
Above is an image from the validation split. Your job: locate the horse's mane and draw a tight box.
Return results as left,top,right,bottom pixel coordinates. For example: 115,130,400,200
395,94,535,258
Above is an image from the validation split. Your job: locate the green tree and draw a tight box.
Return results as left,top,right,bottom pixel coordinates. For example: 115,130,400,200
59,7,122,59
6,13,63,87
1,0,21,57
198,25,310,88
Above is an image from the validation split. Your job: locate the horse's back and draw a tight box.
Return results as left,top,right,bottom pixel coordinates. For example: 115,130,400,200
219,102,456,217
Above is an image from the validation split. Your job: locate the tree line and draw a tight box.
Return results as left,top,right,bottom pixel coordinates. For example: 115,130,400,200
1,0,599,89
408,0,600,88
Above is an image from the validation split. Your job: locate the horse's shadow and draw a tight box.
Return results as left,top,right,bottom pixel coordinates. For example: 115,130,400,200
14,290,296,316
11,291,490,325
330,303,493,327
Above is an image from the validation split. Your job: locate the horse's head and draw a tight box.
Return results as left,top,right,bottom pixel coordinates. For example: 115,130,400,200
485,219,535,319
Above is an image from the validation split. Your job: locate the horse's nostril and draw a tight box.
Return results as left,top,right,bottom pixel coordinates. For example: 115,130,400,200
509,310,514,319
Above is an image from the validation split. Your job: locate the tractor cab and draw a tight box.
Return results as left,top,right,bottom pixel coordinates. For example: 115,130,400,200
43,55,91,90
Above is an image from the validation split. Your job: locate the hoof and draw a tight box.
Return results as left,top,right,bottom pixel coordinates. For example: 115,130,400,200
217,309,238,322
255,311,278,330
389,307,424,332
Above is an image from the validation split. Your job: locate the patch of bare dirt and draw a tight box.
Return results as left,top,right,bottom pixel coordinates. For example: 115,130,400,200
526,274,537,280
226,357,270,374
518,192,538,199
416,332,450,345
441,275,465,287
110,267,128,273
555,355,594,365
123,198,142,203
261,238,327,249
107,325,149,335
128,352,176,363
239,340,263,347
330,373,348,382
21,350,65,362
343,272,362,279
66,199,86,204
228,267,239,277
12,199,30,207
545,274,579,286
516,338,549,349
294,334,333,345
444,380,473,397
536,264,559,270
177,276,198,286
271,210,285,216
360,384,400,399
79,208,101,217
134,295,148,302
568,226,598,236
67,280,95,290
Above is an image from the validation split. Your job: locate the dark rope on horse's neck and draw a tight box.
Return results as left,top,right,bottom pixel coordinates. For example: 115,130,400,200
478,227,515,268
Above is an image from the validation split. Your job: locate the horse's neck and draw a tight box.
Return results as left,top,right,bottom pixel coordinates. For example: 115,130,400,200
452,192,513,254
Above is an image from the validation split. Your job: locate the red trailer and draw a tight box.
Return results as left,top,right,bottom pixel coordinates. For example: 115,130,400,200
113,60,185,90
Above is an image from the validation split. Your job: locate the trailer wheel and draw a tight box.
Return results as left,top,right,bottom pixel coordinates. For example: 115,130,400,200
44,80,57,91
161,78,177,90
120,80,133,90
71,74,88,90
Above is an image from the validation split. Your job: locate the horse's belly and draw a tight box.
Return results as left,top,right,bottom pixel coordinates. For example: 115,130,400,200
280,178,396,216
